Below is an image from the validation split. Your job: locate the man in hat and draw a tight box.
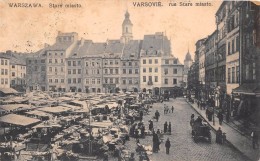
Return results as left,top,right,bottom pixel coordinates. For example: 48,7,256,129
165,138,171,154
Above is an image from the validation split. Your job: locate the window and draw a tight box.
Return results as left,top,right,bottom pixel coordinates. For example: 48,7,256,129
232,67,235,83
164,68,168,75
86,70,88,74
236,66,239,83
55,67,57,72
86,62,88,66
236,36,240,52
78,78,81,83
55,79,58,83
232,39,235,53
61,59,63,63
173,79,177,84
155,67,158,73
110,61,113,65
73,61,76,66
61,53,63,56
68,61,71,66
55,59,58,63
5,78,8,84
228,68,231,83
78,69,81,74
1,69,4,75
165,60,169,64
149,59,152,64
115,61,119,65
110,78,113,83
123,62,126,66
143,76,146,82
92,62,95,66
97,79,101,84
135,69,138,74
129,62,132,66
41,66,45,71
61,79,64,83
4,69,8,75
143,68,146,73
73,69,76,74
12,72,15,77
129,79,132,84
149,68,152,73
129,69,132,74
61,67,64,72
68,69,71,74
143,59,146,64
49,67,52,72
11,65,15,68
49,59,52,63
105,69,108,74
73,78,76,83
173,68,177,74
97,69,100,74
155,59,158,64
115,69,119,74
135,62,138,66
123,79,126,84
86,79,89,84
174,60,177,64
149,76,152,82
164,78,168,84
123,69,126,74
78,61,81,65
110,69,113,74
228,42,231,55
115,78,119,84
155,76,158,82
49,79,52,83
49,53,51,56
1,78,3,84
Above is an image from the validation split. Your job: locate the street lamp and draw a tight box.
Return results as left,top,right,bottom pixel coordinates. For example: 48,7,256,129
87,102,93,155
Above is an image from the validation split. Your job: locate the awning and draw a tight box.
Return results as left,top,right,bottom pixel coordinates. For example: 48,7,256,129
38,106,71,114
0,114,41,126
0,104,33,112
233,83,260,95
25,110,52,117
0,88,18,94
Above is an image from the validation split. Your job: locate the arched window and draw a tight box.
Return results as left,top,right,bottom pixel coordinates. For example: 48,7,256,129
125,27,128,33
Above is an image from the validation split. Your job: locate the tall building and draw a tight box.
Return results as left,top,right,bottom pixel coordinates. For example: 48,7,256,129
120,11,133,44
0,55,10,89
183,50,193,88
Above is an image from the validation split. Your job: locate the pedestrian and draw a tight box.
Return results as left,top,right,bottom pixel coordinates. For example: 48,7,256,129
171,106,174,113
165,138,171,154
164,122,168,133
216,127,222,144
197,100,200,109
140,110,144,121
141,125,145,138
226,109,230,123
217,111,223,125
149,120,153,131
155,110,160,122
251,130,259,149
134,128,139,138
129,153,135,161
168,122,171,134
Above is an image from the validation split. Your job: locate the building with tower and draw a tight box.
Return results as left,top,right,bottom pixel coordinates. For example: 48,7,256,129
183,50,193,88
120,11,133,44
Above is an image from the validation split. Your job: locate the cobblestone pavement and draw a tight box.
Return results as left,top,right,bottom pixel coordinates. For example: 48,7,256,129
124,97,250,161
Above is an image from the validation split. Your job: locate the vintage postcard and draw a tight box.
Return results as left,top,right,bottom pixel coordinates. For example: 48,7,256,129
0,0,259,161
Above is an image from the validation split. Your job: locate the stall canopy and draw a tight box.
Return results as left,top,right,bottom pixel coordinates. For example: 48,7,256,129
0,104,33,112
0,88,18,94
38,106,71,114
0,114,41,126
233,83,260,95
25,110,52,118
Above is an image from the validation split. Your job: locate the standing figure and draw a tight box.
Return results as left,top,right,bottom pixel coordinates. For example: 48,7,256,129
197,100,200,109
165,138,171,155
171,106,174,113
155,110,160,122
216,127,223,144
164,122,168,133
149,120,153,132
141,125,145,138
168,122,172,134
217,111,224,125
140,110,144,121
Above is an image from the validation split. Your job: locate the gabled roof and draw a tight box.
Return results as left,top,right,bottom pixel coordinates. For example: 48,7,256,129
122,40,141,59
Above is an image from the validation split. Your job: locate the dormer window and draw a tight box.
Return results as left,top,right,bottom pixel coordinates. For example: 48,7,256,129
73,53,77,56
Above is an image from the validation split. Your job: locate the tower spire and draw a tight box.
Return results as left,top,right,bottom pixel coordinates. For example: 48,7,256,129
120,10,133,44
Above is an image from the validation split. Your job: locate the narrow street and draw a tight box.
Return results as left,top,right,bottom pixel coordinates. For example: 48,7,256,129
125,97,250,161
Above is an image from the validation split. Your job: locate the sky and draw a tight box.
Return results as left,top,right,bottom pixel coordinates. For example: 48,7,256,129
0,0,222,63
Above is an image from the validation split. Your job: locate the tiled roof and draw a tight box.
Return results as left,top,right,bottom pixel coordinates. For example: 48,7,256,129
104,41,124,54
122,40,141,59
141,33,171,56
46,42,74,51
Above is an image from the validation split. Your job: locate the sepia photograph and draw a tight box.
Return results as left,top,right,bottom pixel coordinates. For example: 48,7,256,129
0,0,259,160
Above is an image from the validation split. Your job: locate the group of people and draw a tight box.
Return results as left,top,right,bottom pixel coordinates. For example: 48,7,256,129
216,127,226,144
129,122,146,139
164,121,172,134
163,104,174,114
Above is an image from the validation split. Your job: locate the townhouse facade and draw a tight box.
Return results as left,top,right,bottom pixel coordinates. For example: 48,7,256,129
0,55,10,89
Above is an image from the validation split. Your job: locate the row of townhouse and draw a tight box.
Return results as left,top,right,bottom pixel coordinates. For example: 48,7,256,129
26,12,184,95
0,51,27,92
188,1,260,125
